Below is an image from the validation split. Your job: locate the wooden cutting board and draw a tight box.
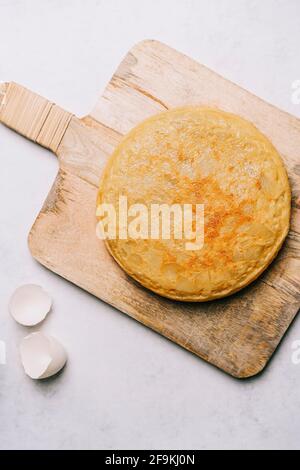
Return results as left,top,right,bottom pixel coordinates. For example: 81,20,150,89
1,40,300,378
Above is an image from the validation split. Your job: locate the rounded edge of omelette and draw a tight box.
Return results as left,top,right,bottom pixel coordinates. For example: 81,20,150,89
97,107,291,302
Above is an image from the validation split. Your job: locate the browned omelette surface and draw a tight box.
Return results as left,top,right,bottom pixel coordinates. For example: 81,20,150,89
97,108,291,301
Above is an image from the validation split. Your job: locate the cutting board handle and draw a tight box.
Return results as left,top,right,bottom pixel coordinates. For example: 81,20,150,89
0,82,73,154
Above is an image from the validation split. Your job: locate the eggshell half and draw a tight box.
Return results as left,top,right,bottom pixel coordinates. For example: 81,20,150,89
9,284,52,326
20,332,67,380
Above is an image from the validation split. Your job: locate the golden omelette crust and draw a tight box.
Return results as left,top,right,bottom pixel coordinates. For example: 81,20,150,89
97,108,291,302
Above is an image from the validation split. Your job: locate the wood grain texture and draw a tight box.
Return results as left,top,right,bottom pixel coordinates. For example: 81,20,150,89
0,82,72,153
1,40,300,378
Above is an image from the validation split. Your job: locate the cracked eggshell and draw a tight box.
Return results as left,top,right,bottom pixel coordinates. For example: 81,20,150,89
9,284,52,326
20,332,67,380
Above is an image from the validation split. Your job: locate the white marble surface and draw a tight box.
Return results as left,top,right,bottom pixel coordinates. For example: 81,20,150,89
0,0,300,451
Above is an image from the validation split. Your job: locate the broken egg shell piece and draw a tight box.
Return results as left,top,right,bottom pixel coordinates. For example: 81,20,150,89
9,284,52,326
20,332,67,380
